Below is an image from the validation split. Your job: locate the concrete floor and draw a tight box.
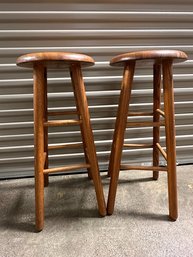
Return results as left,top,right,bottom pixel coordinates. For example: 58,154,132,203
0,165,193,257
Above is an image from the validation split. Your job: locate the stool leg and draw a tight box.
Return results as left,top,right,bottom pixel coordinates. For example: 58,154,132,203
71,86,92,180
107,62,135,215
162,60,178,221
153,64,161,180
79,124,93,180
43,67,49,187
70,64,106,217
33,64,45,231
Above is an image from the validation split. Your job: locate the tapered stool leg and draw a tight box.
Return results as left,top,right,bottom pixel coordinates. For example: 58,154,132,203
43,67,49,187
79,123,93,180
70,63,106,216
107,62,135,215
153,64,161,180
33,64,45,231
70,69,93,180
162,60,178,221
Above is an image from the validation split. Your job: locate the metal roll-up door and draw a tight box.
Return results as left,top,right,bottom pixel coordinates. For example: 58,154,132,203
0,1,193,179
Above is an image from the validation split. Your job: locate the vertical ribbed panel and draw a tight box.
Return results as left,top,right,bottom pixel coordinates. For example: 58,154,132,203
0,1,193,178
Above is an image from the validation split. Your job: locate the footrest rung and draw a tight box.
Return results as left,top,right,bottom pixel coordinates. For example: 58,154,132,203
126,121,165,127
128,112,153,116
44,119,81,127
156,143,167,161
156,109,165,118
43,163,90,174
48,143,83,150
124,143,153,148
120,164,167,172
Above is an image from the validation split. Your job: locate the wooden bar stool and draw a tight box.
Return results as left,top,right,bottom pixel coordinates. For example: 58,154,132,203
107,50,187,221
16,52,106,231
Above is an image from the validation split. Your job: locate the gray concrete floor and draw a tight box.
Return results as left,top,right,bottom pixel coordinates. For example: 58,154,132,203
0,165,193,257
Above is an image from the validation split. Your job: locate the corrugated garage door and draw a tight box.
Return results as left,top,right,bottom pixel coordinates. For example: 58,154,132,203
0,0,193,178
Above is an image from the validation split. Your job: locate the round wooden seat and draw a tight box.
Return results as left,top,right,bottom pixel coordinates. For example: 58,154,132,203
110,50,188,66
16,52,95,68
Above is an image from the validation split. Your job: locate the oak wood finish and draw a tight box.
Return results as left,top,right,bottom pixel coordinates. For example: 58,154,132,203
16,52,95,68
126,121,165,127
120,164,168,172
153,64,161,180
43,163,91,174
44,119,81,127
107,50,187,220
156,143,167,161
110,50,188,66
43,67,49,187
70,63,106,216
70,66,92,180
43,153,47,174
33,64,45,231
128,111,153,116
156,109,165,117
16,52,106,231
123,143,153,148
48,143,83,150
162,59,178,221
107,62,135,214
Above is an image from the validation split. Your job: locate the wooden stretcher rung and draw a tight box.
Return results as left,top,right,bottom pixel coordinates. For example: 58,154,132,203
156,143,167,161
48,143,83,150
43,163,91,174
126,121,165,127
120,164,168,172
123,143,153,148
156,109,165,118
44,119,81,127
128,112,153,116
48,111,78,116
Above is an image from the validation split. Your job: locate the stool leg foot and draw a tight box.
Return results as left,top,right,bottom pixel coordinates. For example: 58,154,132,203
70,64,106,216
107,62,135,215
163,60,178,221
35,175,44,232
33,64,45,231
153,64,161,180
